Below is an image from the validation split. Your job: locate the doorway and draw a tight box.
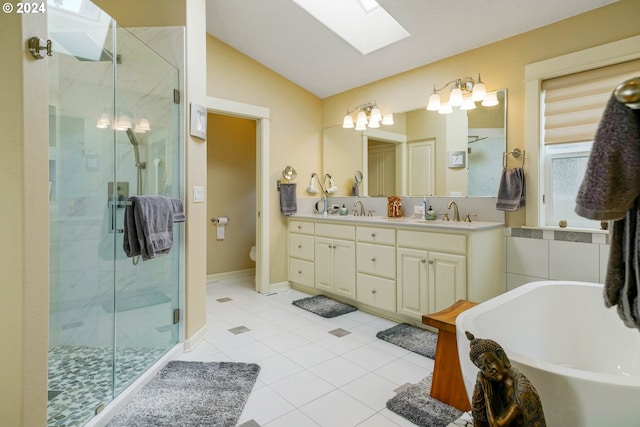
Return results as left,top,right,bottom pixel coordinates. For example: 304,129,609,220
206,114,256,279
205,97,270,293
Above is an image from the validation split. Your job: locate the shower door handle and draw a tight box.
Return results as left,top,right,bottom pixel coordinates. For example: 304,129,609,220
108,200,130,233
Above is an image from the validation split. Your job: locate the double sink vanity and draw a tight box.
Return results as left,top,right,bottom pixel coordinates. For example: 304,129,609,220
288,212,505,323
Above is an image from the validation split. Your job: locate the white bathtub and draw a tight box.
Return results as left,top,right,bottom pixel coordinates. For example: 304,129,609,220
456,281,640,427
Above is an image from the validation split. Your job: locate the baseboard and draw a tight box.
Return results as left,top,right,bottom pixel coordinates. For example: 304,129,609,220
265,281,290,295
206,268,255,283
85,343,183,427
183,324,207,352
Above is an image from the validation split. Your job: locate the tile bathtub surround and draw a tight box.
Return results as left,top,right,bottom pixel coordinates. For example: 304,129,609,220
182,275,470,426
506,227,610,291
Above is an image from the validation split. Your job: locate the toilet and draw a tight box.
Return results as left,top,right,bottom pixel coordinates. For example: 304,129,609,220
249,245,256,262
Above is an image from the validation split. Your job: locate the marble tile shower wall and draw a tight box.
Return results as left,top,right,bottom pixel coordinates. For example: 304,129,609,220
505,228,610,291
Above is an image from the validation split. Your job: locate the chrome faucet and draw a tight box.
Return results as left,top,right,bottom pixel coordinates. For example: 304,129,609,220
353,200,366,216
447,201,461,222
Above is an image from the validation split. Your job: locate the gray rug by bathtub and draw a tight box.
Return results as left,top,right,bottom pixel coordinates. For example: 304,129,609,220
387,374,463,427
376,323,438,359
106,361,260,427
292,294,357,318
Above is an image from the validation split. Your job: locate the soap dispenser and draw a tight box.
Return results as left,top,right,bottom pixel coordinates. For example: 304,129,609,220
339,204,348,215
426,205,437,220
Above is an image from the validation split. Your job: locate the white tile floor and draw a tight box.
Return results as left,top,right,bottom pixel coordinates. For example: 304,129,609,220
177,275,471,427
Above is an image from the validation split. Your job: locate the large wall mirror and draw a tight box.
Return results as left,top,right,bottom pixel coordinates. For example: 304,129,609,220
323,89,507,197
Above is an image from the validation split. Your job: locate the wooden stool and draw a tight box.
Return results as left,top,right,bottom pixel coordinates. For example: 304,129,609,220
422,299,478,412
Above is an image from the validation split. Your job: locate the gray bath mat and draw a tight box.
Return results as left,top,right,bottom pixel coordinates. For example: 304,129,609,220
376,323,438,359
292,295,357,318
106,361,260,427
387,374,463,427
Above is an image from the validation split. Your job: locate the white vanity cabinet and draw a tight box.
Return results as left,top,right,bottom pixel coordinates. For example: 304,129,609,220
288,216,504,322
396,247,466,319
356,226,396,312
314,223,356,299
288,220,315,288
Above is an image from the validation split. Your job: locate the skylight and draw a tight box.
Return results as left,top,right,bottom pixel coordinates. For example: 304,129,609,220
291,0,410,55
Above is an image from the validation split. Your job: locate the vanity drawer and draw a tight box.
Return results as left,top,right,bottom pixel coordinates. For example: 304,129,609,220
289,220,314,235
357,226,396,245
289,233,314,261
357,273,396,312
397,230,466,255
357,242,396,279
315,222,356,240
289,258,314,288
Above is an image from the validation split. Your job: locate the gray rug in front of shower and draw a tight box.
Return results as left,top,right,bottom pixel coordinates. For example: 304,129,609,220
387,374,463,427
292,294,357,318
106,361,260,427
376,323,438,359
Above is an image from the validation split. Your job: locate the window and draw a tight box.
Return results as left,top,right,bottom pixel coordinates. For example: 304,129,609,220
539,59,640,229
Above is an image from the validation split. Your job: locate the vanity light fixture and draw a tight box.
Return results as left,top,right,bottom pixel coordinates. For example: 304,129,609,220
307,172,338,195
96,112,111,129
342,101,393,131
426,74,495,114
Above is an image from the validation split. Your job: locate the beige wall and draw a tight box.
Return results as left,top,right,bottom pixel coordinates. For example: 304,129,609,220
322,0,640,225
206,113,257,275
1,12,49,427
206,36,323,284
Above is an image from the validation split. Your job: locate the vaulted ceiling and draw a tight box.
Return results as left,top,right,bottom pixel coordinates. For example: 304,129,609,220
206,0,618,98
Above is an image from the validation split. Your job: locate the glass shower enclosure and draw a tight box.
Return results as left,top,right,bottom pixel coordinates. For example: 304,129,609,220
47,2,182,426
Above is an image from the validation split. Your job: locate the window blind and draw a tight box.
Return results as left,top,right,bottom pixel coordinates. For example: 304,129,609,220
542,59,640,145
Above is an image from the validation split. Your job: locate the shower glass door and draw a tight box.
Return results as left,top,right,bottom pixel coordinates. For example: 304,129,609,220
47,2,181,426
112,24,181,395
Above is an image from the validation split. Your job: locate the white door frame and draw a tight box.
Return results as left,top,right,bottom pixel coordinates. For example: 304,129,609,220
205,96,270,293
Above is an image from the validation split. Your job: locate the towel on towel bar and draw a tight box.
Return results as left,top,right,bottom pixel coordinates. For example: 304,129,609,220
280,183,297,216
123,196,183,260
496,167,525,211
575,92,640,330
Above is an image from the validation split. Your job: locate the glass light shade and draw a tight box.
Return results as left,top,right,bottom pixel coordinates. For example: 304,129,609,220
96,112,111,129
342,114,354,128
381,113,394,125
355,110,368,127
460,97,476,110
449,87,463,107
114,114,132,130
472,81,486,101
137,118,151,132
355,121,367,131
481,91,499,106
307,176,319,193
369,106,382,123
426,93,441,111
367,118,380,128
325,175,338,193
438,103,453,114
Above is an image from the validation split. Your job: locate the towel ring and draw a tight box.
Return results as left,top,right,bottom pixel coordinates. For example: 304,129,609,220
503,148,525,168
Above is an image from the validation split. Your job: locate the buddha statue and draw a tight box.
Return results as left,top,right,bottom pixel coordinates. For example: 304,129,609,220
465,331,546,427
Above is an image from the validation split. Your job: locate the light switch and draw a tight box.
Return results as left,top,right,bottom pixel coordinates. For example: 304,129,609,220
193,186,205,203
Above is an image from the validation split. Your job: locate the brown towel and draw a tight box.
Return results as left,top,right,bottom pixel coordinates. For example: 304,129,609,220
575,92,640,330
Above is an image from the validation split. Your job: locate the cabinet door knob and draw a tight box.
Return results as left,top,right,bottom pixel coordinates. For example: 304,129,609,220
371,257,376,262
298,270,302,274
371,233,376,238
429,260,434,264
372,289,377,294
421,259,426,263
298,244,302,248
297,225,302,230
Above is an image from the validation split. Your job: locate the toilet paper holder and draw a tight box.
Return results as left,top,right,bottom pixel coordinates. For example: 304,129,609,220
210,217,230,224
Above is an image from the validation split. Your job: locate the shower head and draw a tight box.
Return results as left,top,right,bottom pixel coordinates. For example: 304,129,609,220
125,128,139,146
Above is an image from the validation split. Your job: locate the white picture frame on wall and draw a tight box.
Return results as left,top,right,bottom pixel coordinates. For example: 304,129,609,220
190,103,207,140
447,150,466,168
